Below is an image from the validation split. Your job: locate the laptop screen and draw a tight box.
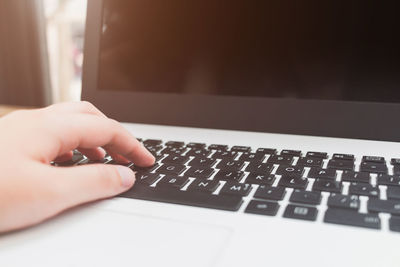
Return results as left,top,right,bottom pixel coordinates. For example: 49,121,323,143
97,0,400,104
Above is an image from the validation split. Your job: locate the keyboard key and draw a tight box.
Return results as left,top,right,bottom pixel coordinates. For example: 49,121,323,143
231,146,251,152
245,200,279,216
391,158,400,165
79,158,109,165
160,147,186,155
186,149,212,158
362,156,385,164
55,151,85,166
281,149,302,157
283,205,318,221
289,190,322,205
162,155,190,165
71,150,84,161
332,153,355,161
327,159,354,171
216,159,245,171
359,162,388,174
341,171,370,183
387,186,400,200
267,155,294,165
296,157,323,168
208,144,228,151
143,139,162,146
349,182,380,197
254,185,286,200
135,173,161,185
368,199,400,215
246,173,275,185
186,142,206,149
146,145,163,155
256,148,277,155
120,186,243,211
239,152,265,162
377,174,400,186
188,157,217,168
275,166,304,177
214,170,244,181
165,141,185,147
312,179,342,193
327,194,360,210
324,209,381,229
185,167,215,178
153,154,164,162
220,182,252,197
245,163,273,174
389,216,400,232
308,168,337,180
107,160,133,167
131,164,160,174
156,164,186,175
188,179,220,193
394,165,400,175
156,176,189,189
306,152,328,159
278,176,308,189
212,151,238,159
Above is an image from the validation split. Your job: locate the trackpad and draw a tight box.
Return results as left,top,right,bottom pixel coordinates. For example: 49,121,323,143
0,208,232,267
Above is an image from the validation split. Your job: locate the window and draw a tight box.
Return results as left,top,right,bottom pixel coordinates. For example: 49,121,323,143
44,0,87,102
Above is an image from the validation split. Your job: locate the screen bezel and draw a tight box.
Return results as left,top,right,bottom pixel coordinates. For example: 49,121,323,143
82,0,400,142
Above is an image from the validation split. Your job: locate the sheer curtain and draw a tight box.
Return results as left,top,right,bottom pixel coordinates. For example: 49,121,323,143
0,0,51,106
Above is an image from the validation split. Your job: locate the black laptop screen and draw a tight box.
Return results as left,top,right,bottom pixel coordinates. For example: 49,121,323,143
97,0,400,103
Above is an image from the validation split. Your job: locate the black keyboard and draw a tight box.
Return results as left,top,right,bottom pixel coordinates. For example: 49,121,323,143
55,139,400,233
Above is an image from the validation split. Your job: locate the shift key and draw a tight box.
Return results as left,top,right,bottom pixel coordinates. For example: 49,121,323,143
324,209,381,229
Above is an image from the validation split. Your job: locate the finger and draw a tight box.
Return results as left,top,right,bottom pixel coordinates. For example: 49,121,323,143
50,164,136,209
54,151,73,162
44,101,107,118
42,114,155,166
77,147,106,161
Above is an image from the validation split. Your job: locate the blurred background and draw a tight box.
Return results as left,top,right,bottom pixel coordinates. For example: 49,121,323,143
44,0,87,103
0,0,87,107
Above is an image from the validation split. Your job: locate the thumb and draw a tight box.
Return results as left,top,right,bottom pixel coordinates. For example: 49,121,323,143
50,164,136,208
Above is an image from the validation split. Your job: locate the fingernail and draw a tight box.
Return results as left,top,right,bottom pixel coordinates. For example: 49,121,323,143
116,166,136,188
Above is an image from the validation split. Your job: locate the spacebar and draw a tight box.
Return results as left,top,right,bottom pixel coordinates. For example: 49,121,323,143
119,186,243,211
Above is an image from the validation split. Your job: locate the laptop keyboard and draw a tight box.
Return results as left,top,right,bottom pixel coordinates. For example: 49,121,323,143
55,139,400,232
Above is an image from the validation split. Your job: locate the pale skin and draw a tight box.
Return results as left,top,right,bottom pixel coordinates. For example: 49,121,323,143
0,101,155,233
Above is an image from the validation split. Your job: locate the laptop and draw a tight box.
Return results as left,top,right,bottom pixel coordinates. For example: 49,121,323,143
1,0,400,266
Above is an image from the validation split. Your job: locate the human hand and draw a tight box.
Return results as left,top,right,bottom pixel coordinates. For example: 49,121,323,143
0,102,155,233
